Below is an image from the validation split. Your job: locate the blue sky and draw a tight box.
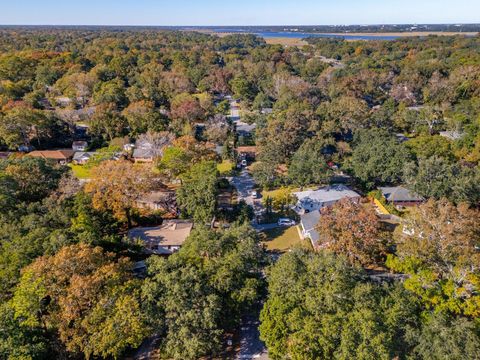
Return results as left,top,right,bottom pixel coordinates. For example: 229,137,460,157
1,0,478,26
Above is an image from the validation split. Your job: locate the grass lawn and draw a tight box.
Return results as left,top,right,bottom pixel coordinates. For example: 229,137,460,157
217,160,234,175
261,226,310,252
69,164,92,179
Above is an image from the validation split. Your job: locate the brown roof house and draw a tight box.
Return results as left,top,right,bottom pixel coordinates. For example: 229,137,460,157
28,150,75,164
128,220,193,255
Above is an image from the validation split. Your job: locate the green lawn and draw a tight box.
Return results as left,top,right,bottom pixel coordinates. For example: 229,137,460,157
69,164,92,179
262,226,310,252
217,160,234,175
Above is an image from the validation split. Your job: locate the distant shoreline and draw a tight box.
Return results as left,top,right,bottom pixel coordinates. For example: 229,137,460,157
197,29,478,37
327,31,478,37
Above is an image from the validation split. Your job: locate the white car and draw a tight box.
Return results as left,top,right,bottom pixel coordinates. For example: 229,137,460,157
278,218,296,227
251,190,258,198
241,159,247,167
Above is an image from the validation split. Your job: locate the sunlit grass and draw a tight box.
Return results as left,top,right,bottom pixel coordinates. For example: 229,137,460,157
69,164,92,179
261,226,310,252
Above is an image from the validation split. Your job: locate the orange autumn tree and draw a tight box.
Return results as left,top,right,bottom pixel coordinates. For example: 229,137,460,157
11,244,148,359
85,160,157,227
316,199,389,266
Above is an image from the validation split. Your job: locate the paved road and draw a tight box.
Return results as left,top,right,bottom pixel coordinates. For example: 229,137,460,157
237,307,269,360
130,334,160,360
231,169,256,206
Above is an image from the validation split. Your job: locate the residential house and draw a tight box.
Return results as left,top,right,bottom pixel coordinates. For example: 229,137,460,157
299,210,321,247
379,186,424,208
234,120,256,137
72,151,96,165
439,131,464,141
237,146,257,161
132,147,155,163
28,150,75,164
72,141,88,152
293,184,361,214
133,132,174,163
18,144,35,153
136,190,177,216
395,133,410,143
128,220,194,255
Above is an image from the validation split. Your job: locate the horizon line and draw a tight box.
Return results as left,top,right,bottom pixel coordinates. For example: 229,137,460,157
0,22,479,27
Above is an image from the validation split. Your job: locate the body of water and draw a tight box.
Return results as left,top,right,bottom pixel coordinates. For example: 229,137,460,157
209,28,401,41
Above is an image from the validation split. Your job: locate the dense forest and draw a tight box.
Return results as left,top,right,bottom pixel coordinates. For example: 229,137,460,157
0,28,479,359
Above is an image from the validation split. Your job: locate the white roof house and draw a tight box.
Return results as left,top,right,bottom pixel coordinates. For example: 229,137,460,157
439,131,464,141
293,184,361,214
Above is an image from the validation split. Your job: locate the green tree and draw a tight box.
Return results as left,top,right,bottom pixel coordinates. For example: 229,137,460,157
122,100,168,135
93,78,128,108
406,135,455,161
0,302,49,360
11,244,148,359
408,313,480,360
349,128,412,188
259,250,420,360
404,156,480,205
157,146,192,180
143,224,264,359
3,157,64,202
89,103,128,141
288,139,332,187
231,76,257,101
177,161,218,223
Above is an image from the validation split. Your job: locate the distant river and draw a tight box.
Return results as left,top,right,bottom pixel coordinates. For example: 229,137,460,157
208,29,401,41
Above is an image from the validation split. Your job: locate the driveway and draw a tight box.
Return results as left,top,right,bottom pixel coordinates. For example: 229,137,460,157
253,223,280,231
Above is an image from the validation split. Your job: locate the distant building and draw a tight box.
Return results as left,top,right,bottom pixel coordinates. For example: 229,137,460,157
128,220,193,255
28,150,75,164
18,144,35,153
72,141,88,152
293,184,361,214
439,131,464,141
379,186,424,207
0,152,11,160
395,133,410,143
237,146,257,161
234,120,256,136
299,210,321,247
73,151,96,165
132,147,156,163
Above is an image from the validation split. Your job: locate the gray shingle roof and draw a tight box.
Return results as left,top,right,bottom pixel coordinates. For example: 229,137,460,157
379,186,423,203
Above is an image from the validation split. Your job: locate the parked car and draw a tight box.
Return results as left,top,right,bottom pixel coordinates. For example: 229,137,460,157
241,159,247,167
251,190,258,198
278,218,296,226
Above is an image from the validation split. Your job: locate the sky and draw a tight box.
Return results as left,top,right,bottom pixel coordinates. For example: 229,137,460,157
1,0,479,26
